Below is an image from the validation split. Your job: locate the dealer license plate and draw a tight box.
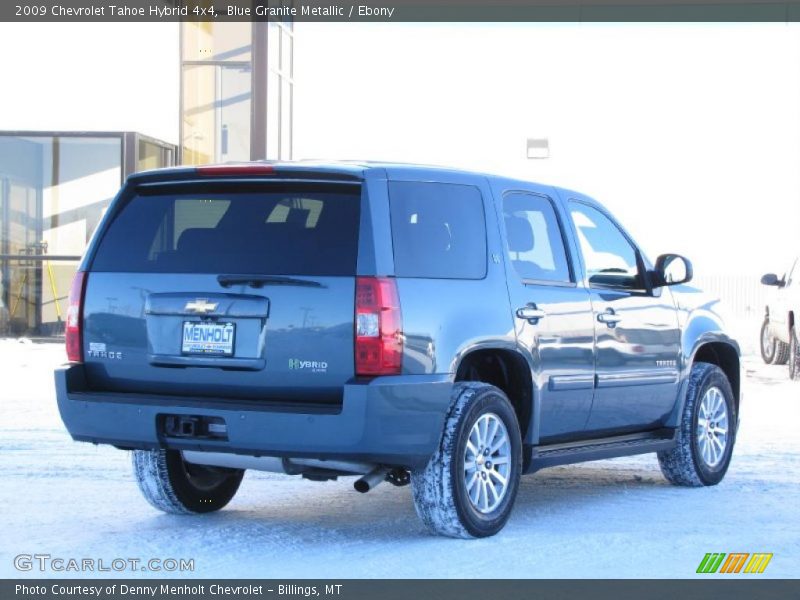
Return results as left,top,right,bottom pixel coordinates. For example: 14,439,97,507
181,321,235,356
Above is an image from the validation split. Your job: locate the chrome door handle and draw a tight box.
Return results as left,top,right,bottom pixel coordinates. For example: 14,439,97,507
597,309,622,327
516,305,546,324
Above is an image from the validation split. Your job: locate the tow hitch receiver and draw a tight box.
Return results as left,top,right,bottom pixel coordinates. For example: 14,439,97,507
159,414,228,440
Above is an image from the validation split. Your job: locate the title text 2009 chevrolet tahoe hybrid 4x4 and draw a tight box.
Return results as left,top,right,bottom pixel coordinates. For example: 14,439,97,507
56,162,740,538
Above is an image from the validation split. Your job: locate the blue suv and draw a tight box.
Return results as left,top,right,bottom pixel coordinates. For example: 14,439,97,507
55,162,740,538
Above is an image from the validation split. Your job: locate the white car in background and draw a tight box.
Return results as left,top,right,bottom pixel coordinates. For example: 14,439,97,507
760,256,800,379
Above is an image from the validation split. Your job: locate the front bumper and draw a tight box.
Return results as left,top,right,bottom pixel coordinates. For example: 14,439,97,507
55,366,453,469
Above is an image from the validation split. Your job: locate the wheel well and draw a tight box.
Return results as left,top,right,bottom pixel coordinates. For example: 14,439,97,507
693,342,740,410
455,349,532,438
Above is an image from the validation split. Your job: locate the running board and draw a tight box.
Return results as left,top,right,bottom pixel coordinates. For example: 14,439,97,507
527,430,676,473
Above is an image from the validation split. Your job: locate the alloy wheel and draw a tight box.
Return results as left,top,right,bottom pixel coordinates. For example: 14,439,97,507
696,386,729,468
464,413,512,513
761,323,774,358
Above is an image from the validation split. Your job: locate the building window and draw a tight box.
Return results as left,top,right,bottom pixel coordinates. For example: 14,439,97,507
181,20,293,165
0,132,175,337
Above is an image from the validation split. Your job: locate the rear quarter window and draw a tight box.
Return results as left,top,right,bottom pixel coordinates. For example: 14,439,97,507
388,181,487,280
90,183,361,276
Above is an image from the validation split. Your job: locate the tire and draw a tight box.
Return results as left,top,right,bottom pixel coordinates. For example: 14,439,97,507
411,382,522,538
774,340,791,366
658,363,736,487
132,449,244,514
790,327,800,381
760,317,777,364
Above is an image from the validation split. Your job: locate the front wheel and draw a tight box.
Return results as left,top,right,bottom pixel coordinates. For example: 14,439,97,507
658,363,736,486
411,382,522,538
132,449,244,514
760,317,777,364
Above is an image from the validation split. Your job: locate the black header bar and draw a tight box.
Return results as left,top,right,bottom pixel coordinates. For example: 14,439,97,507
3,579,800,600
5,0,800,22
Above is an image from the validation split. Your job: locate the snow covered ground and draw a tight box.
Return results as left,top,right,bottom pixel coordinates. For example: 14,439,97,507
0,339,797,579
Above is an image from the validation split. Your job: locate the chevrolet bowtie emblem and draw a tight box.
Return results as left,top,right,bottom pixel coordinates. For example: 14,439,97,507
185,299,218,314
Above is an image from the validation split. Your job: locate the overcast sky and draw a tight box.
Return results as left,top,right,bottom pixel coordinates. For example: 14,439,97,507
294,23,800,277
0,22,798,278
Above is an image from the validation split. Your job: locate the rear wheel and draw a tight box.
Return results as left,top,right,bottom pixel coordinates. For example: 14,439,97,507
658,363,736,486
790,327,800,381
774,340,791,365
760,317,777,364
132,449,244,514
411,382,522,538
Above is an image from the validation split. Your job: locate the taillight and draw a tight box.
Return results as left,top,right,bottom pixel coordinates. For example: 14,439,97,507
355,277,403,376
65,271,87,363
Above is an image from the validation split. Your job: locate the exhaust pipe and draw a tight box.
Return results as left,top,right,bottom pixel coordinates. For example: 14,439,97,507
354,466,390,493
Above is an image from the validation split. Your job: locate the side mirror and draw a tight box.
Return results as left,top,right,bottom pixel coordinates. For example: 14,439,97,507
652,253,693,287
760,273,783,287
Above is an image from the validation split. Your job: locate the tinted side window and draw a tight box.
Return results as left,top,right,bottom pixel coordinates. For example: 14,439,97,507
389,181,487,279
503,192,571,283
569,202,642,289
91,184,361,275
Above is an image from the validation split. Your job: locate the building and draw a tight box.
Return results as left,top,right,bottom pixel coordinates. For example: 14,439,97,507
0,21,293,337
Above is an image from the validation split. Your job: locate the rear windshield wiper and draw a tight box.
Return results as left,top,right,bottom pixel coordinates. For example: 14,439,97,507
217,274,324,288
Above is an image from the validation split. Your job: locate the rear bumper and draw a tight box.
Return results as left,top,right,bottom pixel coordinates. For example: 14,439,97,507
55,366,453,469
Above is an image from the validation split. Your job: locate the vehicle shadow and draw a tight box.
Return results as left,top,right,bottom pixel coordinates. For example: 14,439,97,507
108,460,728,578
142,462,673,544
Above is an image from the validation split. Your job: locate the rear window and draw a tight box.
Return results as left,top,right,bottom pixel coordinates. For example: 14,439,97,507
388,181,487,279
91,183,361,275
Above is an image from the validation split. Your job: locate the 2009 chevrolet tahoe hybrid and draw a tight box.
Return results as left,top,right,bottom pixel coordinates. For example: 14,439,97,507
55,162,740,538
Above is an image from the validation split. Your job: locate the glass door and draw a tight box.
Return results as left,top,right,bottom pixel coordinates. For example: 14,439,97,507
182,63,252,165
1,175,41,335
217,64,252,162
